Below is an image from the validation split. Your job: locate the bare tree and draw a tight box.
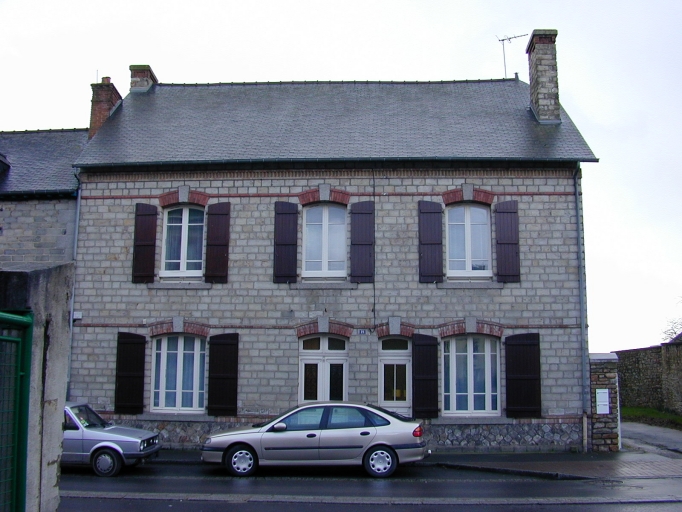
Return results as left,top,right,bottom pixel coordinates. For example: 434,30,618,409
662,296,682,342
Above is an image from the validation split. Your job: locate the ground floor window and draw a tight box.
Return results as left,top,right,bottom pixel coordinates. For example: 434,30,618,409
299,336,348,402
443,336,499,416
378,338,411,416
152,335,206,412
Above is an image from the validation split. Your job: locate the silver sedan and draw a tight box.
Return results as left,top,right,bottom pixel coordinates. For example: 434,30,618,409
201,402,429,477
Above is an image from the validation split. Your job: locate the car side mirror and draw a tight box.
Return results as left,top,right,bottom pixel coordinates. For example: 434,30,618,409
273,422,287,432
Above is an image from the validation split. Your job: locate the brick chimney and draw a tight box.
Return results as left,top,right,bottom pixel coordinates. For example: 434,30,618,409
130,65,158,92
88,77,122,139
526,29,560,124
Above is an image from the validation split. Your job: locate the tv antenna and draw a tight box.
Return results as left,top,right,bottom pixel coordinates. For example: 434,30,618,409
496,34,527,78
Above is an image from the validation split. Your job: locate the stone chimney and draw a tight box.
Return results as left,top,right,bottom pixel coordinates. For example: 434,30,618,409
526,29,560,124
88,77,122,139
130,65,158,92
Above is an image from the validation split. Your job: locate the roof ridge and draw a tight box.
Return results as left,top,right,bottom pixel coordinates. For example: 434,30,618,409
0,128,88,135
157,78,520,87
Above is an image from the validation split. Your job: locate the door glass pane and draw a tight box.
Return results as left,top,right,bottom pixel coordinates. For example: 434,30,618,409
383,364,395,401
302,338,320,350
283,407,324,430
329,363,344,400
382,339,408,351
304,363,318,401
395,364,407,401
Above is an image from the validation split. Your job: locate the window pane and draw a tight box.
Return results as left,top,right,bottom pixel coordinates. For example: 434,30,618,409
328,206,346,225
165,351,177,408
304,363,318,401
327,338,345,350
455,338,467,353
305,223,323,271
165,224,182,268
329,363,344,400
456,395,468,410
302,338,320,350
329,407,366,428
448,207,465,223
382,339,409,351
456,354,468,392
474,394,485,410
470,206,488,224
167,209,183,224
473,354,486,393
188,208,204,224
491,353,498,394
307,206,323,224
284,407,324,430
187,225,203,262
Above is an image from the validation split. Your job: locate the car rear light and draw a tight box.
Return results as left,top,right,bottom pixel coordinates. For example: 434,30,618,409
412,425,423,438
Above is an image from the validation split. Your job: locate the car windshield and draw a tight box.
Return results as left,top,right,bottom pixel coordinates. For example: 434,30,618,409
70,405,109,428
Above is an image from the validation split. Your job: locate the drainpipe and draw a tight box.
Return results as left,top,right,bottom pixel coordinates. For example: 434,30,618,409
573,165,590,451
66,173,82,400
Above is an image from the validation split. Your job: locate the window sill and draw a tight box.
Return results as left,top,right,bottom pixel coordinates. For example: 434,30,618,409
138,412,211,421
148,282,213,290
290,282,358,290
431,415,508,425
437,281,503,289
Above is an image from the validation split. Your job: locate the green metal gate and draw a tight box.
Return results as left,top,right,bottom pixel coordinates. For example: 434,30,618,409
0,312,33,512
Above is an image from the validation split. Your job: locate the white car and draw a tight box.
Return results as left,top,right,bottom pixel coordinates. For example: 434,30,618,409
201,402,430,477
62,402,161,477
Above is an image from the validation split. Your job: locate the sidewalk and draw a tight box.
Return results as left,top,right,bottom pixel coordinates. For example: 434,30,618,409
152,421,682,481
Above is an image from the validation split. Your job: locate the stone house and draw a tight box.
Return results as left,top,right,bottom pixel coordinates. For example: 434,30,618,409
69,29,599,451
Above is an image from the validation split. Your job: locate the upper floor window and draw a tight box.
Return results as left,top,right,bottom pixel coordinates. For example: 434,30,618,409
152,335,206,412
303,204,347,278
161,207,205,277
447,204,491,278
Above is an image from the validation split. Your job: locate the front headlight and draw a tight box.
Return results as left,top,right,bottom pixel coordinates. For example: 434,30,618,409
204,437,211,445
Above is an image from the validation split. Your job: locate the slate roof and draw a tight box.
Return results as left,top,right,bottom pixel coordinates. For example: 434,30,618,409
75,79,597,168
0,129,88,196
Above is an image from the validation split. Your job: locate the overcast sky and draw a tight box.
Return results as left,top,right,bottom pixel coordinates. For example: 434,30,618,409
1,0,680,353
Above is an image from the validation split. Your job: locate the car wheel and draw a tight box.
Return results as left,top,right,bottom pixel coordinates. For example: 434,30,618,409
363,446,397,478
224,444,258,477
92,448,123,477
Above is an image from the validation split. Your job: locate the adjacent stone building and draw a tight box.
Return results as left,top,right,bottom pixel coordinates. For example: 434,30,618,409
67,30,599,452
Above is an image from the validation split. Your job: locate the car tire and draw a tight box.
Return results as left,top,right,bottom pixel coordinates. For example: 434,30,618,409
92,448,123,477
363,446,397,478
224,444,258,477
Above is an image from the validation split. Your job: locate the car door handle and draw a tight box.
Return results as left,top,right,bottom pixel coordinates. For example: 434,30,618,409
307,433,317,438
360,431,370,436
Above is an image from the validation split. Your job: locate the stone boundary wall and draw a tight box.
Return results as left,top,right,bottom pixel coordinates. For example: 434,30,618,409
615,343,682,414
662,343,682,415
589,353,619,452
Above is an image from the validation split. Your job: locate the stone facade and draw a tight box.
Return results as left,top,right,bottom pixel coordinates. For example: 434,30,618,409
0,198,77,268
69,165,590,450
616,342,682,415
589,353,620,452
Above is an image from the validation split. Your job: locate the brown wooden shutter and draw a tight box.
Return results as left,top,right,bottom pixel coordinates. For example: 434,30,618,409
132,203,157,283
495,200,520,283
350,201,375,283
412,333,439,418
273,201,298,283
204,202,230,284
207,333,239,416
418,201,443,283
505,333,541,418
115,332,146,414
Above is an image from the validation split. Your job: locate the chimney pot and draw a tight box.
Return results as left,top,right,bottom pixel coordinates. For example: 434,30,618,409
526,29,561,124
102,77,111,84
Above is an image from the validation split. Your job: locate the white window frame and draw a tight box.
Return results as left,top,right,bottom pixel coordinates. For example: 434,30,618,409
302,204,347,279
446,204,492,278
378,338,412,417
299,336,348,402
160,206,205,278
152,335,206,413
442,335,500,417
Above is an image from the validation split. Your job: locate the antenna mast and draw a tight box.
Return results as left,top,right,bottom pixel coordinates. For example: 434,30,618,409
496,34,527,78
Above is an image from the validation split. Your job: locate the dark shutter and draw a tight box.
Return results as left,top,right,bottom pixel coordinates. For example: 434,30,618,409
114,332,146,414
350,201,375,283
412,333,439,418
418,201,443,283
204,202,231,284
132,203,157,283
495,200,520,283
273,202,298,283
207,333,239,416
505,333,541,418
